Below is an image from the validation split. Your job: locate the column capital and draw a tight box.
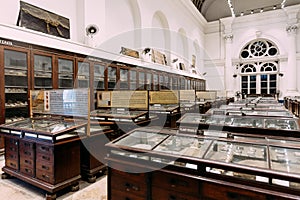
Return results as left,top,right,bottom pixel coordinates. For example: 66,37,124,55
286,24,298,34
224,34,233,42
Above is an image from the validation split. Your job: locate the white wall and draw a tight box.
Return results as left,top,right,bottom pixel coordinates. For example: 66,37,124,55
204,4,300,98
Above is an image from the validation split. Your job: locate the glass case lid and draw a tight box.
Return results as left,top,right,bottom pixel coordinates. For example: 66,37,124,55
2,118,79,133
153,135,212,158
264,118,299,130
204,140,268,169
113,131,169,150
269,146,300,174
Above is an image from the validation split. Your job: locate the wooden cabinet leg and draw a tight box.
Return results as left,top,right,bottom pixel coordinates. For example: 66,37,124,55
87,175,97,183
45,193,56,200
71,183,80,192
1,173,12,179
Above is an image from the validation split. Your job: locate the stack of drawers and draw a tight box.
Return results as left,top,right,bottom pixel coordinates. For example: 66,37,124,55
19,140,35,177
36,143,54,184
5,138,19,171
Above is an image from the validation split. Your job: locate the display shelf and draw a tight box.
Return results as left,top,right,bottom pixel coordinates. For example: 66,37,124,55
106,127,300,199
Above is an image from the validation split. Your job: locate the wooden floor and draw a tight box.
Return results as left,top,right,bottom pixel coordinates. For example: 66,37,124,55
0,155,107,200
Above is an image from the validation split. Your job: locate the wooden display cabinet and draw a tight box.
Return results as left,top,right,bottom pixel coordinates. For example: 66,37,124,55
0,118,87,200
106,127,300,200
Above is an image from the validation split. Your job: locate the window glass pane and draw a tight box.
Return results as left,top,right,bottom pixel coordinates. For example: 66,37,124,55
270,74,277,80
153,74,159,91
270,82,276,87
261,82,267,87
242,76,248,81
261,74,267,80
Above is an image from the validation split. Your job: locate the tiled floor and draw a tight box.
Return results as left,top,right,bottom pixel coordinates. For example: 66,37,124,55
0,155,107,200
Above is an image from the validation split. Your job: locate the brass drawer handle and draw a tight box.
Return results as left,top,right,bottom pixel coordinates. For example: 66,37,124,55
124,182,139,191
42,155,50,161
42,165,50,170
170,179,188,187
9,163,16,167
25,160,32,165
169,195,187,200
24,151,31,156
40,146,50,152
42,174,50,180
25,168,32,173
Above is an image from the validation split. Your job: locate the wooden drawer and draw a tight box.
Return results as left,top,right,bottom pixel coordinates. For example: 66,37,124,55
20,149,34,159
110,170,148,198
110,189,147,200
202,182,267,200
19,141,34,150
20,165,34,177
36,153,54,163
5,139,18,153
36,144,53,155
152,171,199,196
36,169,55,184
152,186,199,200
5,151,18,161
20,157,34,168
110,167,148,183
36,162,53,174
6,159,18,170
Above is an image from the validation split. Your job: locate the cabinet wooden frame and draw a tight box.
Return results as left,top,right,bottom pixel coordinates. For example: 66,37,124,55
1,46,31,124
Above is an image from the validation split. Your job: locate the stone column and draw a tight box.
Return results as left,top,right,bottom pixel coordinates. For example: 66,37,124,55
285,24,298,96
224,34,234,96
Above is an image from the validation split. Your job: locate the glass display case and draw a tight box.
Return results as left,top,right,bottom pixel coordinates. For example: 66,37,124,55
208,108,293,118
90,109,149,123
176,113,300,137
0,117,86,141
106,127,300,199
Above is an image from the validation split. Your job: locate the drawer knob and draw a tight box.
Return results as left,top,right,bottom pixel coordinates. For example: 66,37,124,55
42,165,50,170
42,155,50,161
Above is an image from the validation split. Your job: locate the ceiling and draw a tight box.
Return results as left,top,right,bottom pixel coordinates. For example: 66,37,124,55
191,0,300,22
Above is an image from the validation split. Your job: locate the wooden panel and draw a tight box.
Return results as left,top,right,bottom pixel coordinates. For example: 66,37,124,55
152,186,199,200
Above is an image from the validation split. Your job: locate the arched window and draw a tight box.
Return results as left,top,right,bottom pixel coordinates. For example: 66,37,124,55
239,39,279,95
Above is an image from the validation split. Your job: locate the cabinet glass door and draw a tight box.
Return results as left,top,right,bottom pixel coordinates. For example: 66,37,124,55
4,49,29,122
94,64,105,90
130,70,137,90
120,68,129,90
58,58,74,89
77,62,90,88
107,66,116,90
34,54,52,89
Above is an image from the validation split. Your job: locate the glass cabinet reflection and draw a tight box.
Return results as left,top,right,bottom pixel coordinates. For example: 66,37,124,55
58,58,74,89
34,54,52,89
77,62,90,88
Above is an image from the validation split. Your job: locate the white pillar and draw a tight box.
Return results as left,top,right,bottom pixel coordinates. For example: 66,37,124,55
285,24,298,96
224,34,234,96
284,6,299,97
220,17,235,97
